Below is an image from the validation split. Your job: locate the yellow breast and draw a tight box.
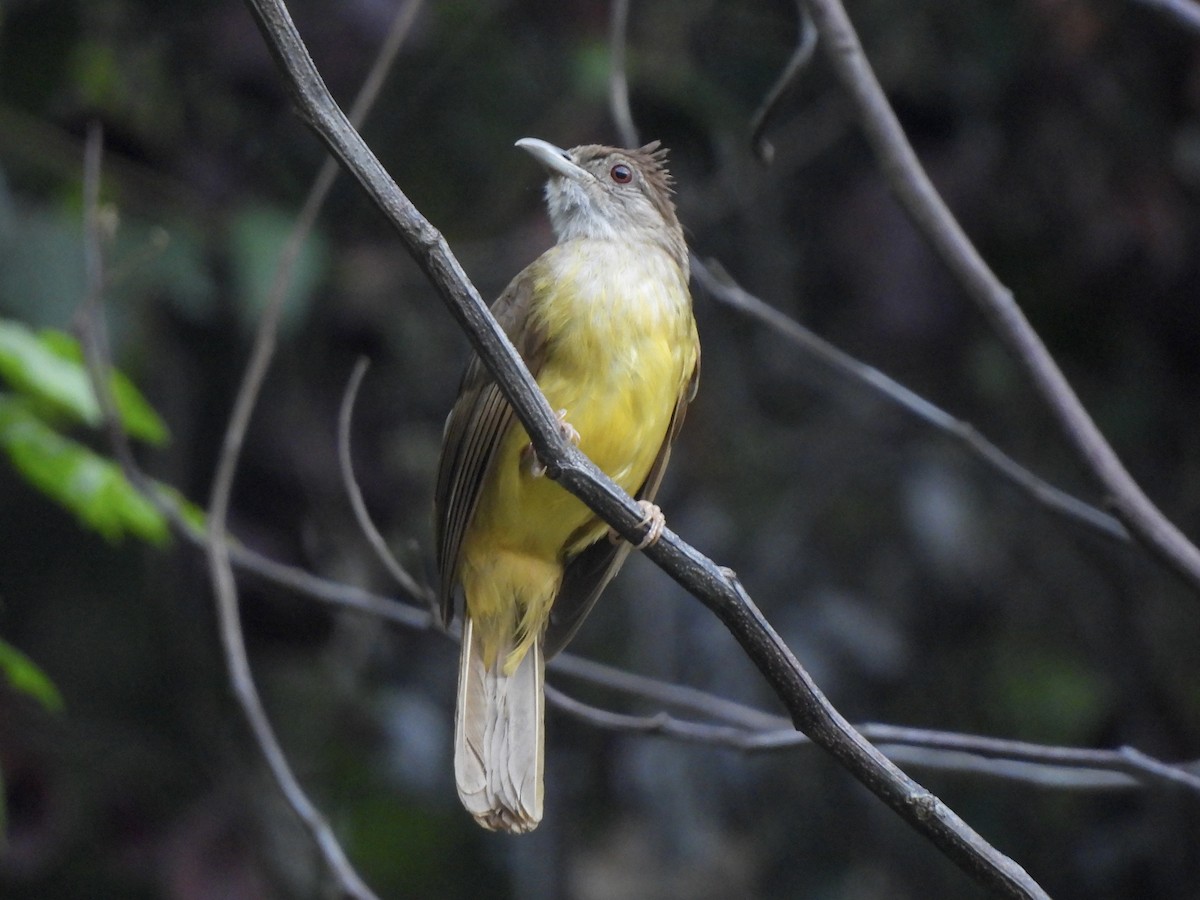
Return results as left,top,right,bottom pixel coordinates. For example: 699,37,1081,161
458,238,696,668
530,241,695,496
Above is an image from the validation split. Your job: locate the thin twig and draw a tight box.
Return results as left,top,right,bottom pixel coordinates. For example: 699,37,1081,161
242,1,1049,895
749,0,818,163
75,124,144,486
336,357,432,604
546,686,1200,793
548,651,786,730
804,0,1200,595
692,257,1128,543
609,0,639,148
862,725,1200,794
227,537,433,630
204,3,422,898
1117,746,1200,791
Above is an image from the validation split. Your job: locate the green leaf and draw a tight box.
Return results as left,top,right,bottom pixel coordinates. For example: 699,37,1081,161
0,637,63,713
40,329,169,445
0,319,168,445
0,395,169,544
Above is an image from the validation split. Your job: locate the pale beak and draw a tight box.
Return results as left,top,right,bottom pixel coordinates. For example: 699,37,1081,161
515,137,590,182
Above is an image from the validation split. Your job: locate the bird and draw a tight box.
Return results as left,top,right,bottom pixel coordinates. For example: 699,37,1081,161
433,137,700,833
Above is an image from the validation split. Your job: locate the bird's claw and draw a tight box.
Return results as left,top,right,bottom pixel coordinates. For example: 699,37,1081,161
555,409,581,447
608,500,665,549
522,409,579,478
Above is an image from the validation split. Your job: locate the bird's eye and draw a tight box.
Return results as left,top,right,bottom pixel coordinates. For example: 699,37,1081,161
609,163,633,184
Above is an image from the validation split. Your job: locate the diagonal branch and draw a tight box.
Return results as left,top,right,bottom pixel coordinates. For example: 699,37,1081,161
242,1,1049,895
692,257,1129,543
803,0,1200,595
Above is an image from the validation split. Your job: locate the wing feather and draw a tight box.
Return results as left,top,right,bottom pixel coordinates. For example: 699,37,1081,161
434,272,545,623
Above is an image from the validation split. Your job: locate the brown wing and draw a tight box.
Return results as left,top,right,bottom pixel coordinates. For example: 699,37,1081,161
434,270,545,625
543,350,700,659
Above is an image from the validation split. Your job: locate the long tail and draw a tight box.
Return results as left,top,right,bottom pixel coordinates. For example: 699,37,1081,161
454,616,545,833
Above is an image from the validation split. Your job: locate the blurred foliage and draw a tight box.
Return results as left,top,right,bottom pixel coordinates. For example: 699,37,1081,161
0,0,1199,898
0,322,168,444
0,640,63,715
0,637,62,855
0,395,168,544
0,321,176,543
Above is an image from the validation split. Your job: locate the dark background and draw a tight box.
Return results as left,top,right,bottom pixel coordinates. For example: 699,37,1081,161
2,0,1199,897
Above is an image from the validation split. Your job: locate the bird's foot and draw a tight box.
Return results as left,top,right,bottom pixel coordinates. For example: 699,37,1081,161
608,500,665,549
522,409,580,477
555,409,581,447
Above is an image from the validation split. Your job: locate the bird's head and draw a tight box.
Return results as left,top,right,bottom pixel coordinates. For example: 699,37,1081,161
516,138,687,273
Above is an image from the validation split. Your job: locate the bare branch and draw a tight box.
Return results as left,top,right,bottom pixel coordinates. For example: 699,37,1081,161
1115,745,1200,791
749,0,818,163
609,0,639,148
243,0,1049,895
804,0,1200,595
866,724,1200,794
75,124,145,488
692,257,1129,543
546,687,1200,794
226,537,433,631
203,3,422,897
337,357,433,604
547,651,786,731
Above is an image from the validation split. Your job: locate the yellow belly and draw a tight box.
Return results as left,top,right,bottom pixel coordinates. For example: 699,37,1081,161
459,241,696,672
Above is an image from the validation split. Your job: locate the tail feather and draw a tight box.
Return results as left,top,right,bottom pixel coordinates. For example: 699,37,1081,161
455,617,545,833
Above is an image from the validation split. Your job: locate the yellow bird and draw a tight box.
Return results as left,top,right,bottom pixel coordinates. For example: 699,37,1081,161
434,138,700,833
